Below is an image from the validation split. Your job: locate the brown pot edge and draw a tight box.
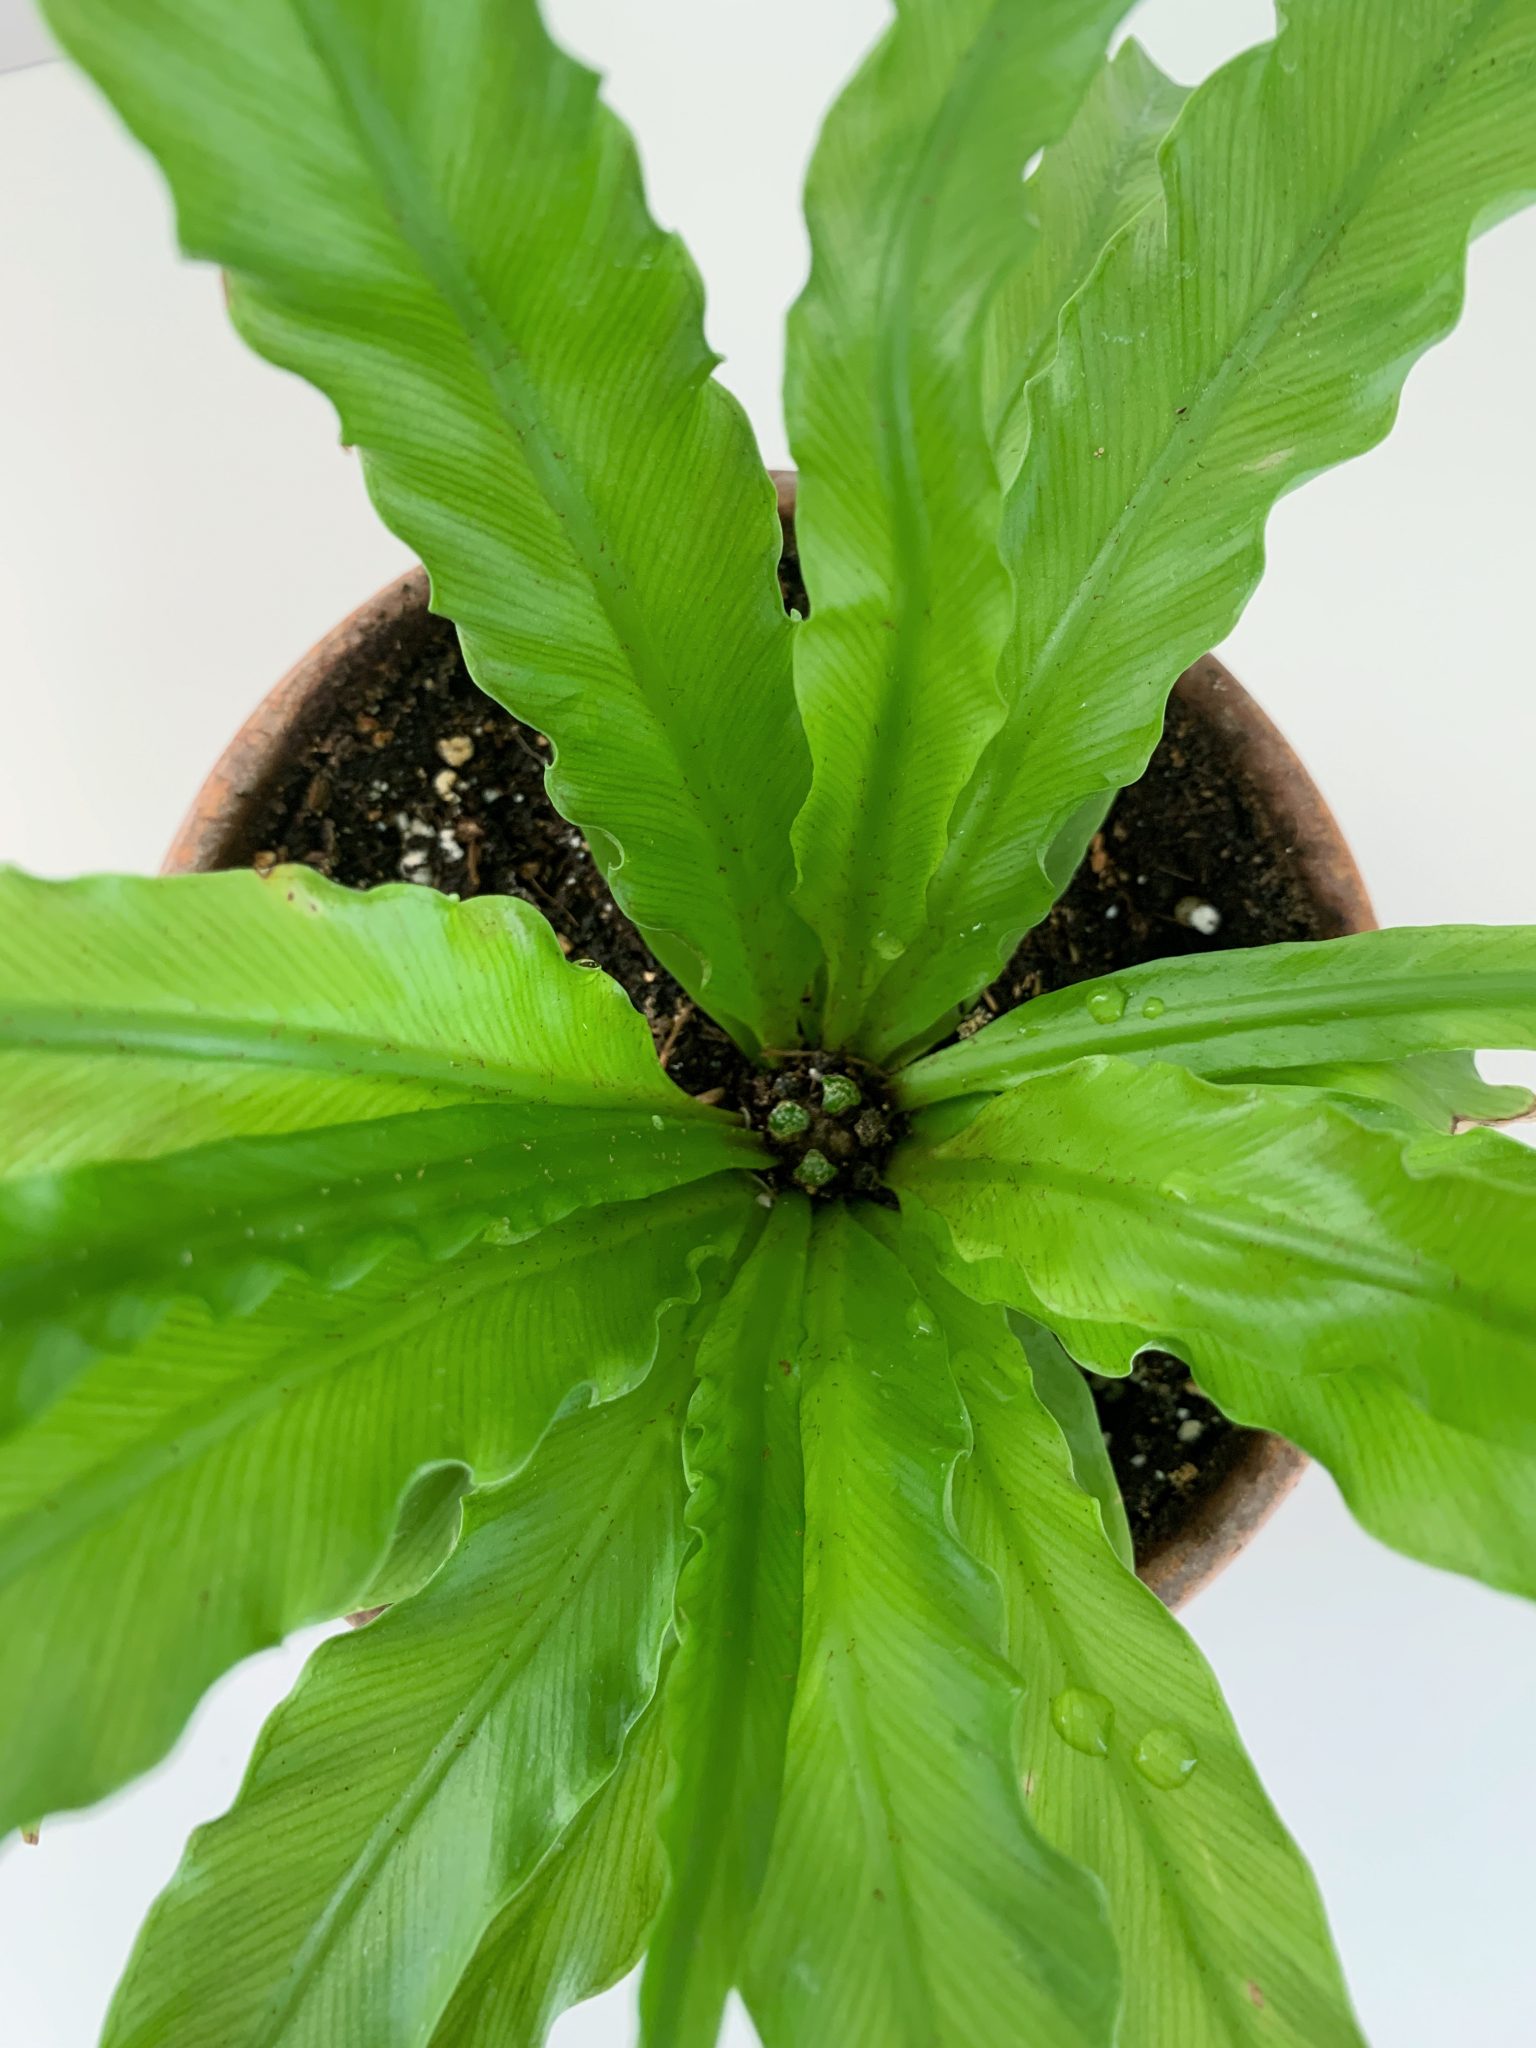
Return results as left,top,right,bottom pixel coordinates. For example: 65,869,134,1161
163,565,433,878
1134,657,1374,1606
164,484,1376,1613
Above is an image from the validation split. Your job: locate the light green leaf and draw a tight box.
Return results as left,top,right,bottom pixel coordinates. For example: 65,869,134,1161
1200,1353,1536,1602
1012,1312,1133,1572
640,1197,811,2048
103,1349,694,2048
894,1056,1536,1456
785,0,1133,1042
894,1230,1364,2048
869,0,1536,1058
0,1095,758,1429
0,867,712,1177
899,925,1536,1106
0,1176,748,1833
429,1682,670,2048
39,1,817,1047
1225,1051,1534,1133
985,39,1186,484
0,867,760,1429
351,1460,469,1613
743,1205,1119,2048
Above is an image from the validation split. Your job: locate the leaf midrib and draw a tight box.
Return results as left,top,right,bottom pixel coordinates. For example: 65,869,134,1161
907,964,1536,1100
868,0,1016,697
1012,0,1499,799
0,1201,673,1585
650,1384,776,2023
249,1437,668,2048
818,1612,939,2043
806,1343,941,2044
2,1109,726,1333
287,0,778,1009
965,1419,1288,2046
930,1148,1536,1348
0,1001,617,1104
803,5,1015,1016
883,0,1501,1021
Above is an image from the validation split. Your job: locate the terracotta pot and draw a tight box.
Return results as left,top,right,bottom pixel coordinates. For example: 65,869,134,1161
166,476,1374,1609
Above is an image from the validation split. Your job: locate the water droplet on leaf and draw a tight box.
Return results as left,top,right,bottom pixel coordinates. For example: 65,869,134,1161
1140,995,1166,1020
1086,987,1126,1024
1051,1687,1114,1756
873,931,904,962
1133,1726,1199,1790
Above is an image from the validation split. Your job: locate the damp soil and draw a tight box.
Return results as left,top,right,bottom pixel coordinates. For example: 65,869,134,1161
224,548,1336,1561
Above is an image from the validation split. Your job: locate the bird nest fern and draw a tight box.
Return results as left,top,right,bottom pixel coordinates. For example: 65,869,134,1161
6,2,1536,2043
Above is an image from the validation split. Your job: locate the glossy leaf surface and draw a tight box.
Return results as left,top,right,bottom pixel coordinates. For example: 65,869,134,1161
785,0,1132,1040
1191,1353,1536,1602
641,1199,810,2048
901,925,1536,1106
103,1358,692,2048
744,1206,1119,2048
429,1688,671,2048
895,1058,1536,1456
896,1233,1364,2048
1227,1051,1534,1134
0,1178,748,1832
985,40,1185,484
1012,1312,1133,1572
0,1099,756,1429
0,868,711,1177
352,1461,469,1612
39,0,817,1044
870,0,1536,1056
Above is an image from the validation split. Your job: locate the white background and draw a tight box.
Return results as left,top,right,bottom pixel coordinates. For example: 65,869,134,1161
2,0,1534,2042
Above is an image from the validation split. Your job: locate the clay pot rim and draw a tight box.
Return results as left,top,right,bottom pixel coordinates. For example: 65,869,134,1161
165,475,1375,1611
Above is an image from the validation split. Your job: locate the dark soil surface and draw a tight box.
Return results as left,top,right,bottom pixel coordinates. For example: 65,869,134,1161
236,595,748,1102
978,688,1333,1013
225,545,1335,1561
